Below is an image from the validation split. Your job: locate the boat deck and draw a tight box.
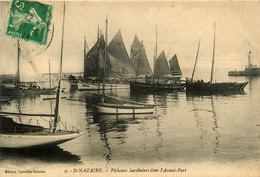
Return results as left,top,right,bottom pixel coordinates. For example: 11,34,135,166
0,128,79,136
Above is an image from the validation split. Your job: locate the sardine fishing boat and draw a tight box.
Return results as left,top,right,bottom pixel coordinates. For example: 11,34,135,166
186,23,248,93
76,29,133,91
0,2,82,148
130,25,185,93
95,18,155,115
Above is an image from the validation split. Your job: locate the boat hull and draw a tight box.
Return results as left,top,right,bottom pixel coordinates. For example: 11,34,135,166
0,86,54,96
186,81,248,92
0,131,83,148
78,82,129,90
96,103,154,115
130,81,185,93
0,116,83,148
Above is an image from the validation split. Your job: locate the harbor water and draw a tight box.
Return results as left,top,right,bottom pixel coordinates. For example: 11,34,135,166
0,74,259,172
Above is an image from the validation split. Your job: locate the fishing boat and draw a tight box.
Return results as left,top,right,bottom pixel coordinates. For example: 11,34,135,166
0,2,82,148
186,23,248,93
169,54,182,79
95,18,155,115
130,26,185,93
130,35,153,80
0,39,56,97
76,29,132,91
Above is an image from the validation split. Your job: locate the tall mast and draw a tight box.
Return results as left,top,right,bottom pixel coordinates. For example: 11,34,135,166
17,40,20,84
53,1,66,132
84,36,86,56
155,24,158,61
97,24,101,79
210,22,216,83
48,59,51,90
191,39,201,80
102,17,108,103
153,25,157,82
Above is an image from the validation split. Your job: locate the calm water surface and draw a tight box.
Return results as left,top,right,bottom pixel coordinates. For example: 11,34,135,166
0,76,259,169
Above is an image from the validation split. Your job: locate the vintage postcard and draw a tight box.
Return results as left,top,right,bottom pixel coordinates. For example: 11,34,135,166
0,1,259,177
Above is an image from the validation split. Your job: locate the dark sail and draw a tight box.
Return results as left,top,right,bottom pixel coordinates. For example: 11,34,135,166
130,35,152,76
83,35,109,79
108,53,128,78
169,54,182,76
130,35,143,58
154,51,170,77
108,30,136,77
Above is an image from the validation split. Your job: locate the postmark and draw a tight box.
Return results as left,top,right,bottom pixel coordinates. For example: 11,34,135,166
6,0,52,45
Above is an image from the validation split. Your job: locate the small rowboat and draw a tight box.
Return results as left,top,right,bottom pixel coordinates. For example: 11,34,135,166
96,103,155,115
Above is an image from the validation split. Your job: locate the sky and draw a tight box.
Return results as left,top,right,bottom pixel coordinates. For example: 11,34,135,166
1,1,260,81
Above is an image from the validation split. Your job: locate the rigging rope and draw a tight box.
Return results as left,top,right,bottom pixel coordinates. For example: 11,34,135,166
20,41,47,88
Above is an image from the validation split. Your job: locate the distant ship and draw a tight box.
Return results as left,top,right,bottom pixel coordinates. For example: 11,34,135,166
228,51,260,76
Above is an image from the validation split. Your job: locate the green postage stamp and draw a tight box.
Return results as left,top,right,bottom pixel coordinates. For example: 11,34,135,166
6,0,52,45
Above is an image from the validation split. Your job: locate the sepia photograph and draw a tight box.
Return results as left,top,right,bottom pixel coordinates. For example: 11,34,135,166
0,0,259,176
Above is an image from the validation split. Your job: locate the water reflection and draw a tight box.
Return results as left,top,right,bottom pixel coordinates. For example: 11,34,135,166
211,96,219,154
0,146,81,164
246,76,258,95
186,90,245,97
191,97,205,140
92,113,132,163
187,94,220,154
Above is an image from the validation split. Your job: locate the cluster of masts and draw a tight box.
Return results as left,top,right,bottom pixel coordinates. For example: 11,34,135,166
83,21,182,81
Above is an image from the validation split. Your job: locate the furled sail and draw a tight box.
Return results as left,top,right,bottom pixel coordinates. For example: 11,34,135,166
154,51,170,77
83,35,109,79
108,30,136,77
169,54,182,76
130,35,152,76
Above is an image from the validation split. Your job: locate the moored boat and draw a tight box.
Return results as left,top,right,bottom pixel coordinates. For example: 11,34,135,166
129,26,185,92
0,115,81,148
95,18,155,115
77,29,135,91
0,2,82,148
96,103,154,115
185,80,248,92
130,81,185,92
186,23,248,93
0,40,56,96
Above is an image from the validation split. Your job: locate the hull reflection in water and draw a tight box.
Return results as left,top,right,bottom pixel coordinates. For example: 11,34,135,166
92,113,156,163
0,146,81,164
